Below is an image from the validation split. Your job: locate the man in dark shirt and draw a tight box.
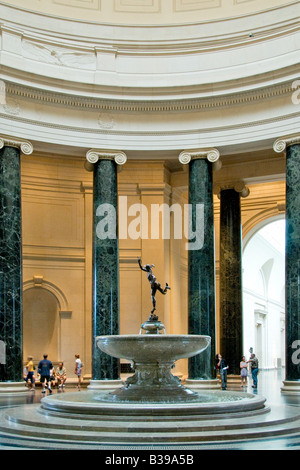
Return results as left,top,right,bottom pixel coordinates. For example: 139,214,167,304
248,353,259,389
216,353,229,390
38,354,53,394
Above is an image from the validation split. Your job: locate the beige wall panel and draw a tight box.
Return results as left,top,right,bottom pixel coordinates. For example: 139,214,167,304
22,191,84,248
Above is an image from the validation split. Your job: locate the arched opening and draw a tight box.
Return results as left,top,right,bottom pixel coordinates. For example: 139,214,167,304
242,218,285,370
23,288,60,363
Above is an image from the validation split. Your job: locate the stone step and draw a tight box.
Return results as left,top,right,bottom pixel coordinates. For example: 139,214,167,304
1,404,300,446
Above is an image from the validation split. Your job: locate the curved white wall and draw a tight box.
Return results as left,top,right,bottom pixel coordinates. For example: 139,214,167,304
243,219,285,369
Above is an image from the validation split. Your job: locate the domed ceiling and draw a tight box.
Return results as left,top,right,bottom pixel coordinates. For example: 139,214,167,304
1,0,294,24
0,0,299,160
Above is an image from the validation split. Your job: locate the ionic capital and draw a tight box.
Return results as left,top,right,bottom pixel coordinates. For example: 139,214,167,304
0,136,33,155
273,135,300,153
86,149,127,165
215,182,250,199
179,148,220,165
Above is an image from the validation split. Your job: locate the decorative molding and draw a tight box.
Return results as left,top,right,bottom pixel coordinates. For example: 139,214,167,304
179,148,220,164
114,0,160,13
98,113,115,129
22,40,97,70
174,0,221,12
23,277,70,312
53,0,100,9
0,136,33,154
273,134,300,152
4,80,295,114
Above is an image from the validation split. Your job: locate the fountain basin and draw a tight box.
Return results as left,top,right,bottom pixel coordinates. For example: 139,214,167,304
96,334,211,403
96,334,210,363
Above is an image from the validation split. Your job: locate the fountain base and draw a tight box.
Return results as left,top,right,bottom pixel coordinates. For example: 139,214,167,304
103,360,199,403
1,387,300,449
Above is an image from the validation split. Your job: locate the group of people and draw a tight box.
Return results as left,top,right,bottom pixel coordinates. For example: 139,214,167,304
24,353,83,393
216,353,259,390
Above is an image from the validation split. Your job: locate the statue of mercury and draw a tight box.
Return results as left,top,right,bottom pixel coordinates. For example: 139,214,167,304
138,258,171,321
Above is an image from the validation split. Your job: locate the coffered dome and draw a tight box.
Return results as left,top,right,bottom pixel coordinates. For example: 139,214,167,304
1,0,295,24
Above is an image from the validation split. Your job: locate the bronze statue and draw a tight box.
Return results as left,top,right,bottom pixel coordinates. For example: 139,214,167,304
138,258,171,321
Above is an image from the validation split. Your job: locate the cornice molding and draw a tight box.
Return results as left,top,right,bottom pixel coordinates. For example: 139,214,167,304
4,80,295,114
0,2,299,45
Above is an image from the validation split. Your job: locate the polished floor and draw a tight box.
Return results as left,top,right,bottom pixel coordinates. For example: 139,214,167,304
0,368,300,451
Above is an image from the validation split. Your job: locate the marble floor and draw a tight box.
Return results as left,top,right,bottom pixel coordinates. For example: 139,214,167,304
0,368,299,451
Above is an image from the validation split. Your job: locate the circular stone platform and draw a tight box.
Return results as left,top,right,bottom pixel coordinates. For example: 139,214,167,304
1,387,300,449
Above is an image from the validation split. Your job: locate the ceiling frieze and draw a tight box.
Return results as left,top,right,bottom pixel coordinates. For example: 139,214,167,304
4,80,295,114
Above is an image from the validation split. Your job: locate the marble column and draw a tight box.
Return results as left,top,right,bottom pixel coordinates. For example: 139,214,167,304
0,138,33,393
85,150,127,389
219,183,249,379
179,149,220,387
274,136,300,394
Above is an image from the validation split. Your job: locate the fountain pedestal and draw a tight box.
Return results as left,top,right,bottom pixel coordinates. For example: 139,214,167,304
107,360,199,403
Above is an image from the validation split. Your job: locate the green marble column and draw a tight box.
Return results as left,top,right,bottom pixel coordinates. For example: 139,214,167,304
0,145,23,383
188,158,216,380
92,158,120,381
285,143,300,383
219,188,243,376
274,136,300,394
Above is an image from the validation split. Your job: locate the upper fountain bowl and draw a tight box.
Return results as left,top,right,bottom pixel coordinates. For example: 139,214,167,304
96,334,211,363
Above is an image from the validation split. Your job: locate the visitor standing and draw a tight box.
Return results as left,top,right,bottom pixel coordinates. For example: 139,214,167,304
38,354,53,394
247,353,259,389
24,356,35,391
75,354,83,391
240,356,248,387
216,353,229,390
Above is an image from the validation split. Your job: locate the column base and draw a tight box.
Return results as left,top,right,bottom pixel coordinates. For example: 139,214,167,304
281,380,300,395
184,379,221,390
0,382,28,394
87,379,124,390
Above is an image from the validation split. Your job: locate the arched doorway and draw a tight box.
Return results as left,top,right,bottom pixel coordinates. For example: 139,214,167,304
23,288,59,363
242,218,285,369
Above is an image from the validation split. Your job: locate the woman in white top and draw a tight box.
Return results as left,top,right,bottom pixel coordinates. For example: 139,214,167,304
240,356,248,387
74,353,83,390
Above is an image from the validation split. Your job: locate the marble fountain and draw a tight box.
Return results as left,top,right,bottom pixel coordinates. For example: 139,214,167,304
1,316,292,450
0,263,299,449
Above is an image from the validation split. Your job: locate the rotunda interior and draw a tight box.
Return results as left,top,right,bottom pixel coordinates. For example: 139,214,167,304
0,0,299,402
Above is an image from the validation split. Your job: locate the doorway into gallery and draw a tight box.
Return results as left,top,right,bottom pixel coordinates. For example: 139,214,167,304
242,217,285,370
